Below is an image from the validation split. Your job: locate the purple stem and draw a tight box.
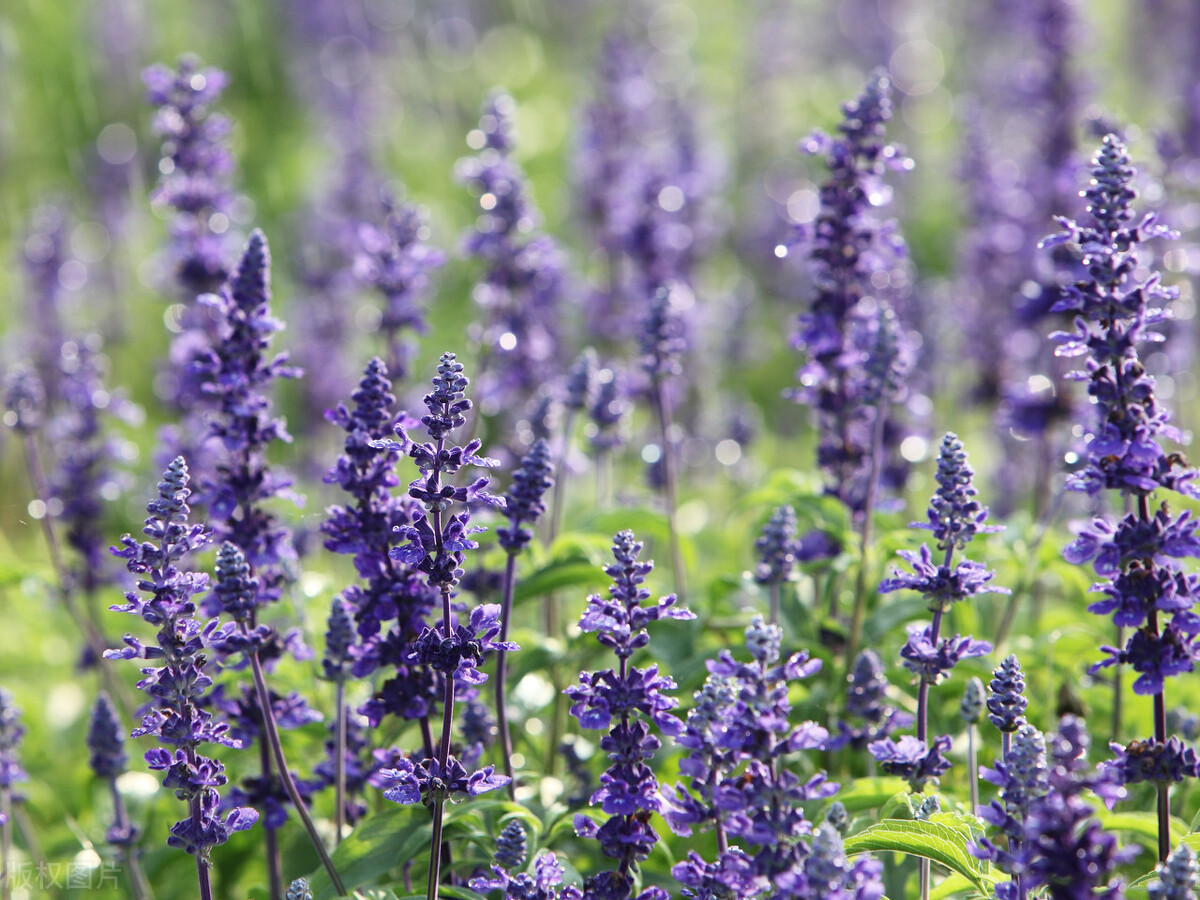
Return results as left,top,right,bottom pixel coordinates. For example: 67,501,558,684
259,734,283,900
246,644,346,895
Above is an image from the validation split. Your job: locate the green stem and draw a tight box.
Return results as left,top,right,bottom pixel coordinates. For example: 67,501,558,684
651,377,686,603
334,679,347,845
496,553,518,799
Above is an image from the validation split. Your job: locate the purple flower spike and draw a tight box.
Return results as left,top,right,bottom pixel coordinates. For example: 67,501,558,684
787,70,915,519
978,716,1132,899
1047,136,1200,862
987,655,1028,733
457,89,566,416
754,505,799,587
568,532,693,898
107,458,258,863
667,616,878,896
497,438,554,554
144,56,235,297
916,433,1001,551
1148,843,1200,900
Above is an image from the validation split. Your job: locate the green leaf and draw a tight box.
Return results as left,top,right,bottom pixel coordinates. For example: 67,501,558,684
308,806,431,900
844,819,995,894
1093,808,1187,851
829,777,909,814
929,872,982,899
513,558,608,605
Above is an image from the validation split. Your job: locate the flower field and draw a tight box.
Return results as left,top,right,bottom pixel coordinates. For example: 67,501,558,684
4,0,1200,898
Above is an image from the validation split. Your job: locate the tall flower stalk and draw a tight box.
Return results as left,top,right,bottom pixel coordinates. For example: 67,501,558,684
667,617,879,898
785,71,913,524
106,458,258,900
195,229,317,898
870,433,1002,900
322,357,439,753
640,284,689,601
1045,135,1200,862
496,438,554,794
457,90,566,418
566,530,694,899
375,353,512,900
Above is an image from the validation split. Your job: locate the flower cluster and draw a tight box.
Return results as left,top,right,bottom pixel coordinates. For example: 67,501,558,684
977,716,1130,900
828,649,912,751
1148,844,1200,900
1047,137,1200,809
871,434,1000,788
988,655,1029,736
44,338,137,599
86,692,139,848
973,722,1048,891
354,188,445,380
567,531,694,900
457,90,566,414
196,230,300,596
0,689,28,825
322,357,438,728
377,353,511,812
787,70,914,517
667,617,877,899
143,56,235,297
106,457,258,862
575,27,715,342
472,842,584,900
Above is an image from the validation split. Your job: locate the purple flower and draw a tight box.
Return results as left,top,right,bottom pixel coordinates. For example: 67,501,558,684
379,755,508,807
106,457,258,860
493,820,527,870
354,189,445,380
899,623,992,685
0,691,27,793
410,603,517,686
786,70,915,518
828,649,913,751
915,433,1001,550
143,56,235,297
497,438,554,554
471,849,584,900
1104,737,1200,786
457,90,566,416
322,358,436,718
1148,844,1200,900
987,655,1028,733
880,545,1008,610
568,532,693,895
985,716,1132,900
868,734,953,788
1092,622,1198,695
86,692,127,780
196,230,300,604
976,722,1049,853
754,505,799,587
